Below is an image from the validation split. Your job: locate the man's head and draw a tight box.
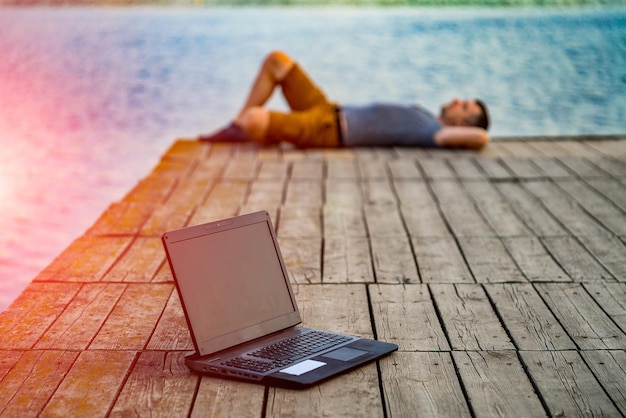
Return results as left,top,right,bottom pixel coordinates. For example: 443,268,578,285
439,98,490,130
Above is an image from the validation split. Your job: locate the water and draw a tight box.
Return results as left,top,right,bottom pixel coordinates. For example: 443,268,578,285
0,6,624,311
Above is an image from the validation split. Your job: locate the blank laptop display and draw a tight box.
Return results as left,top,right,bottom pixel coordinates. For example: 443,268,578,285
162,210,397,389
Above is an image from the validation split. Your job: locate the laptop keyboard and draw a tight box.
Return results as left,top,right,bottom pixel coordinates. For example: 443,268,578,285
222,330,352,373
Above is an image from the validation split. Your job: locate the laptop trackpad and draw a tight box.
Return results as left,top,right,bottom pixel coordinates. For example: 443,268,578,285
322,347,367,362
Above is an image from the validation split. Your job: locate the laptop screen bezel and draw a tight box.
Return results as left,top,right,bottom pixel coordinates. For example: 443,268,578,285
162,211,302,357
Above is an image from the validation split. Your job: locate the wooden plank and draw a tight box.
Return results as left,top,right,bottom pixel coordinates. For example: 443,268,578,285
499,157,545,179
245,179,285,209
327,159,359,180
448,157,486,180
284,179,322,208
362,179,397,205
191,377,265,418
558,157,608,178
535,283,625,349
369,284,449,351
580,350,626,415
111,351,198,416
453,350,545,418
473,158,513,180
278,237,321,284
555,179,626,236
429,180,494,237
586,177,626,212
584,283,626,330
35,236,133,282
457,236,526,283
523,180,609,237
494,141,544,157
0,283,81,350
221,156,259,180
257,159,289,180
277,205,321,238
370,235,419,284
363,204,405,236
163,139,208,160
325,179,363,207
394,180,451,238
541,236,614,282
496,182,568,236
412,236,474,283
89,284,173,350
323,205,367,237
388,158,422,179
85,200,155,236
418,158,455,180
463,180,533,237
323,235,373,283
267,284,383,417
379,352,470,418
502,237,570,282
484,284,576,350
35,283,126,350
530,157,573,179
190,180,249,225
104,237,165,282
0,350,22,382
41,350,136,417
0,350,79,417
291,159,323,180
577,234,626,280
521,350,621,417
584,139,626,159
431,284,514,351
147,289,194,351
355,148,391,179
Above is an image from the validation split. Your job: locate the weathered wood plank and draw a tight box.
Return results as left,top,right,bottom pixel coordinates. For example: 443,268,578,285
429,180,494,237
411,236,474,283
369,284,449,351
462,180,533,237
191,377,265,418
523,180,610,237
277,205,321,238
284,179,322,208
380,352,470,418
362,179,397,205
448,157,486,180
453,350,545,418
576,234,626,280
323,205,367,237
221,156,259,180
86,200,155,236
541,236,614,282
580,350,626,415
457,236,526,283
89,284,173,350
431,284,514,351
418,158,455,180
326,159,359,180
535,283,625,349
104,237,165,282
586,177,626,212
0,283,81,350
364,203,405,236
257,159,289,180
0,350,79,417
555,179,626,236
291,159,324,180
484,284,576,350
190,180,249,225
323,235,373,283
496,182,569,237
530,157,573,179
325,179,363,207
42,350,136,417
147,289,194,351
394,180,451,238
388,158,422,179
502,236,570,282
521,350,621,417
35,283,126,350
34,236,133,282
278,237,321,284
583,282,626,330
370,235,420,284
245,179,285,209
499,157,545,179
111,351,198,416
473,158,513,180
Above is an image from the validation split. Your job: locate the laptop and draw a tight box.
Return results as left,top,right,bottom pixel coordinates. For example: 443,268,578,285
162,210,397,389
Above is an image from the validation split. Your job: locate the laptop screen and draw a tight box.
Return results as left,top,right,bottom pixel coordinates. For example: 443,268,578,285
163,212,301,356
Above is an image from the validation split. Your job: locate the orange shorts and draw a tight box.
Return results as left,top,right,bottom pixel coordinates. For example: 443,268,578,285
264,63,341,148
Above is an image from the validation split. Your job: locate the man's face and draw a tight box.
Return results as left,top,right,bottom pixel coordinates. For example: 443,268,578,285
439,98,482,127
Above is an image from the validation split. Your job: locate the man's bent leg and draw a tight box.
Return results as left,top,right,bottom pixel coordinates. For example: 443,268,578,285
237,51,295,119
264,103,341,148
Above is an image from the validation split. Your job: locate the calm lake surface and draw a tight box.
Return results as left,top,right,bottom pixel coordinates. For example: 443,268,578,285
0,6,624,310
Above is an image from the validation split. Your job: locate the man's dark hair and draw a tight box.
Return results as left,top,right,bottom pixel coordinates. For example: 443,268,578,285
474,99,490,131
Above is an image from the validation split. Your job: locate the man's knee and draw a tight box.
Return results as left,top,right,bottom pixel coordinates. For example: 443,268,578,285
236,107,271,143
264,50,294,82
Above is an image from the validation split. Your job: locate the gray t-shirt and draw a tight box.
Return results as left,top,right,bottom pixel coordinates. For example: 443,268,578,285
341,103,442,147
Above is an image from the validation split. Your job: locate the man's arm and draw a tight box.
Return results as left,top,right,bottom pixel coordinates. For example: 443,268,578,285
434,126,490,150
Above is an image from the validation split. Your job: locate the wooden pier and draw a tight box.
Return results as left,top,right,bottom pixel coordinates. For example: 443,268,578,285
0,137,625,417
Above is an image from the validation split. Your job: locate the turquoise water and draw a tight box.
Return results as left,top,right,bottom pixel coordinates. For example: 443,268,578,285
0,6,624,310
